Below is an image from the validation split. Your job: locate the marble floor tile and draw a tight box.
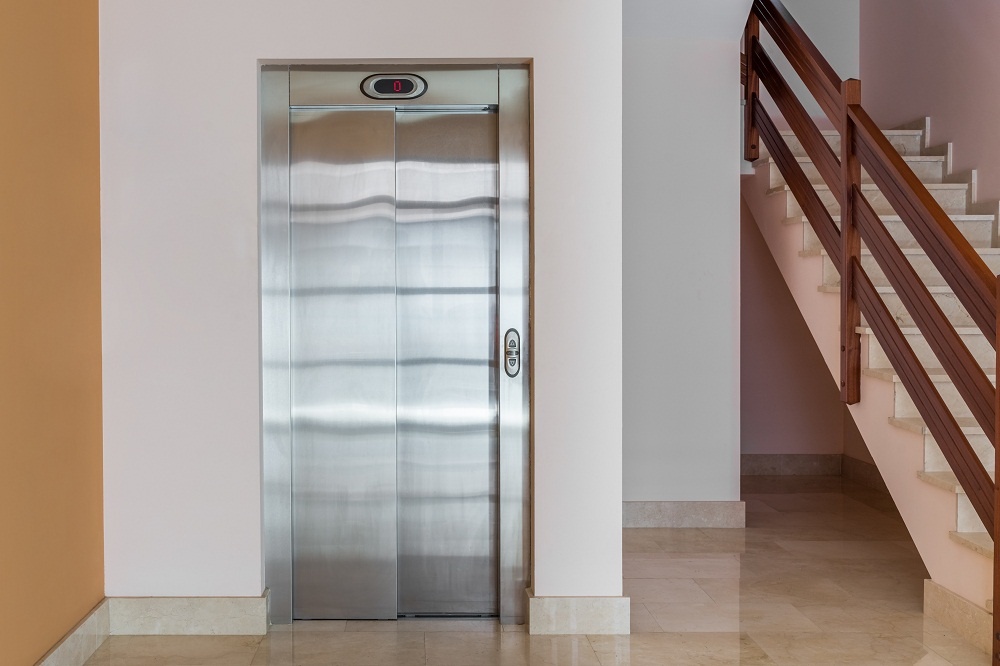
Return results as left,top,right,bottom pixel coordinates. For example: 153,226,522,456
346,618,499,632
622,556,741,580
424,632,602,666
748,630,951,665
644,602,820,633
84,636,262,666
628,603,663,634
622,578,714,604
588,632,775,666
250,631,425,666
81,476,989,665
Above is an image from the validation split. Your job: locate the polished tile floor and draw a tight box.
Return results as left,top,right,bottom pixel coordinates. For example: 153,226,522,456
84,476,989,665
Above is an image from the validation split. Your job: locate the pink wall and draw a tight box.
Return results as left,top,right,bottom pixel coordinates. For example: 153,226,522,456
861,0,1000,200
740,198,845,454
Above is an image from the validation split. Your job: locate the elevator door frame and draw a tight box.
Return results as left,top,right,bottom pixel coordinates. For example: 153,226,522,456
259,64,531,625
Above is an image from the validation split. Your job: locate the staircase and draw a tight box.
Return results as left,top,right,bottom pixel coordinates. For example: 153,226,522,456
742,118,998,650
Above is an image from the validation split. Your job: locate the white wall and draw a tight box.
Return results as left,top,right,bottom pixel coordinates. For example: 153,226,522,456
761,0,859,126
622,0,749,502
100,1,622,599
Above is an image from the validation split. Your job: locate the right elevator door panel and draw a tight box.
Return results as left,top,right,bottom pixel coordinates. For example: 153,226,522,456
395,110,499,616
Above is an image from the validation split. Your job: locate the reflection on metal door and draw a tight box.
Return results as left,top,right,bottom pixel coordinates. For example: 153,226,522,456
395,111,498,616
289,106,498,619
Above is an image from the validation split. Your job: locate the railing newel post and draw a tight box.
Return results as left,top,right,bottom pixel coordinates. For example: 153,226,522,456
840,79,862,404
744,12,760,162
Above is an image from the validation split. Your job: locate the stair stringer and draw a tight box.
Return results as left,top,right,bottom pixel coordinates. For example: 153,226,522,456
741,164,993,612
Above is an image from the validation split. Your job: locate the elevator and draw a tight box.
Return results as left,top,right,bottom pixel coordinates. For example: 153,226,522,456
259,66,530,624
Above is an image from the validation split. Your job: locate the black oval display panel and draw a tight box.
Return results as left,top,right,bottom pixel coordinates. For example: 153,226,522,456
373,78,415,95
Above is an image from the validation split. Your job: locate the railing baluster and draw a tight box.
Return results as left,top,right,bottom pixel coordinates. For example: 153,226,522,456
840,79,862,404
744,16,760,162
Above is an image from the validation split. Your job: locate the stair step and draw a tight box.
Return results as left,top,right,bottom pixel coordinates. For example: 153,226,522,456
916,470,989,532
859,325,994,369
889,409,995,477
761,154,946,189
761,128,924,160
791,214,995,253
819,247,1000,288
821,284,978,328
949,530,993,558
772,182,970,218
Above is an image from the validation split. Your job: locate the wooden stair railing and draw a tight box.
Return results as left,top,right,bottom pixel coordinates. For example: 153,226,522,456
741,1,1000,661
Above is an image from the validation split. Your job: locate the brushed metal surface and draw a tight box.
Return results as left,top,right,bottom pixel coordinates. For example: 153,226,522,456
290,67,498,107
290,107,398,619
262,65,530,624
395,110,499,616
497,66,531,624
260,65,293,624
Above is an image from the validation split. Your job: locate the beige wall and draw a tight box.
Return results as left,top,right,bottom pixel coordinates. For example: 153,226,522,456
862,0,1000,200
0,2,104,663
740,199,846,455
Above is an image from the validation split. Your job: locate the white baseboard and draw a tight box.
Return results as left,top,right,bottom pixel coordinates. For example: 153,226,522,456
36,599,109,666
526,589,629,634
623,501,745,528
109,592,268,635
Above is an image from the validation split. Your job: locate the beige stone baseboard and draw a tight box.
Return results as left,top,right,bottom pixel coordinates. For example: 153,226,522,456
623,501,745,528
924,579,990,654
37,599,109,666
741,453,842,476
526,589,629,634
842,455,889,493
109,592,268,635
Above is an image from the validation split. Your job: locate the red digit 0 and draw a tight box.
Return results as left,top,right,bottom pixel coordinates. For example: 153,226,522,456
394,80,402,93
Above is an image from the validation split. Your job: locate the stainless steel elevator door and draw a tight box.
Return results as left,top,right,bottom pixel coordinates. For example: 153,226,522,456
395,111,499,616
290,108,398,620
289,106,498,620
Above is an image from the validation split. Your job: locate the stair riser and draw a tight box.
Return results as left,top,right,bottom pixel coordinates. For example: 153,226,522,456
864,330,994,370
924,434,994,480
957,493,987,533
822,252,1000,288
786,185,969,218
760,132,922,160
865,291,976,329
802,218,993,253
894,379,996,420
767,160,944,190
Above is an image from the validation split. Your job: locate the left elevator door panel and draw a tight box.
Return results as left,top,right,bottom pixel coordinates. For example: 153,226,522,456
290,108,398,619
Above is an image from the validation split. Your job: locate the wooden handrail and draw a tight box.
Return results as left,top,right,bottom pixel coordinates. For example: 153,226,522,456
849,105,998,342
752,38,842,200
742,1,1000,661
752,0,843,130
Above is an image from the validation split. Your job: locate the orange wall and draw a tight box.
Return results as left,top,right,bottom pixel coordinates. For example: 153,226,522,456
0,2,104,664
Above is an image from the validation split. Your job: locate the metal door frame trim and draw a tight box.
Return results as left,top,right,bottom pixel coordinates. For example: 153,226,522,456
258,64,531,625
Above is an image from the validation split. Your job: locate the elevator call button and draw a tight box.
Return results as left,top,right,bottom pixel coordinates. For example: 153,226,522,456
504,328,521,378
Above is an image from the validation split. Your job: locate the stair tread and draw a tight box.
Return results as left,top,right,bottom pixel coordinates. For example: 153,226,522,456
784,213,994,227
917,469,965,492
857,325,984,335
949,530,993,558
818,247,1000,257
770,182,969,196
778,128,923,137
888,416,984,435
864,367,997,382
819,284,967,295
758,155,945,166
